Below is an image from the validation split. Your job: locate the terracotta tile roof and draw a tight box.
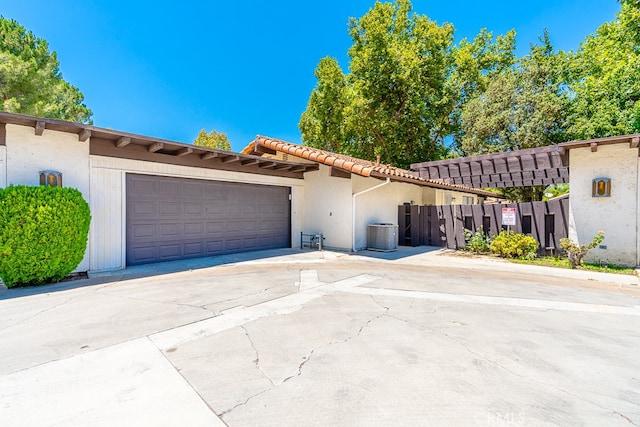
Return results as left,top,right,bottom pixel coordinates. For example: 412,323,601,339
245,136,503,198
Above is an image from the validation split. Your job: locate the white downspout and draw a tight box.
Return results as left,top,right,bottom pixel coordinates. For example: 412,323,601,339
352,178,391,252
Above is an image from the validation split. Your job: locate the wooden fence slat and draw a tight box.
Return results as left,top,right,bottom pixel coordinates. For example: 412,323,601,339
418,198,569,254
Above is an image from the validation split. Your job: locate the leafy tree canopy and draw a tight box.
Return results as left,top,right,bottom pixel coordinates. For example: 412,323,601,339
193,128,232,151
300,0,639,201
299,0,514,168
460,31,570,155
0,17,92,123
566,1,640,139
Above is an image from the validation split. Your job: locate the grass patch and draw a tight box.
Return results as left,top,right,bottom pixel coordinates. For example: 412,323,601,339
511,257,637,276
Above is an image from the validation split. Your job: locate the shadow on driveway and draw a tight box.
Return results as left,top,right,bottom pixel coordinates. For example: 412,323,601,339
0,245,447,301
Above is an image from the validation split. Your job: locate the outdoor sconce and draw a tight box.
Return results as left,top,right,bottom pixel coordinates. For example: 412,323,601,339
592,177,611,197
39,171,63,187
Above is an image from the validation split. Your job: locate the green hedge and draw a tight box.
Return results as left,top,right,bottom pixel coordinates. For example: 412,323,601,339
0,185,91,287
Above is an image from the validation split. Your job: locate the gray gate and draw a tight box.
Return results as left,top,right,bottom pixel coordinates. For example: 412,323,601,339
399,198,569,255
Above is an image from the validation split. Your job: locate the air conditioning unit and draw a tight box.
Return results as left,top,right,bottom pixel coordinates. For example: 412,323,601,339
367,223,398,252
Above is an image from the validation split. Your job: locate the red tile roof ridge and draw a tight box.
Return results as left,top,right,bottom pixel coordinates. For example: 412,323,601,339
252,135,501,197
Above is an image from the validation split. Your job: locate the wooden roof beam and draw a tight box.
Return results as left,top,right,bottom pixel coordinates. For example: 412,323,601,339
591,142,598,152
148,142,164,153
291,166,307,173
222,155,240,164
273,164,293,171
78,128,91,142
200,151,218,160
631,137,640,148
116,136,131,148
241,159,260,166
176,147,193,157
258,161,277,169
35,120,45,136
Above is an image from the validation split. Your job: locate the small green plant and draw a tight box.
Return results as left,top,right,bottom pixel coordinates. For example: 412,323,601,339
559,231,605,269
490,230,538,259
463,227,492,253
0,185,91,287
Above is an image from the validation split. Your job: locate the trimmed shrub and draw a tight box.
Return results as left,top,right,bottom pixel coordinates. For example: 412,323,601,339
463,227,491,253
0,185,91,287
490,230,538,260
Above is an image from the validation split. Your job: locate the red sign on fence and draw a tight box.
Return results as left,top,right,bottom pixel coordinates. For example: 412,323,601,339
502,207,517,226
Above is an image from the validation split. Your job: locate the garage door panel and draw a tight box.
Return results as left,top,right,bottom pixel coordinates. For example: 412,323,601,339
126,174,290,265
158,223,181,238
184,242,205,256
206,240,224,253
204,203,224,216
184,182,203,196
243,205,258,216
244,221,257,232
160,180,181,196
206,222,224,234
243,237,257,249
131,224,156,239
158,202,182,216
130,176,156,193
185,223,203,236
184,202,203,216
159,244,182,259
131,201,156,216
225,239,242,251
226,204,242,217
258,236,274,246
226,221,242,233
131,245,156,263
272,205,286,215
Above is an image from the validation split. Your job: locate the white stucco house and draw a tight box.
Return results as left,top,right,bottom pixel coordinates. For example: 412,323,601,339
242,136,498,251
0,112,492,274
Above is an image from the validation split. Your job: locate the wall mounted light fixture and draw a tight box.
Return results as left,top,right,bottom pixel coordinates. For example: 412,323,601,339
39,171,63,187
592,177,611,197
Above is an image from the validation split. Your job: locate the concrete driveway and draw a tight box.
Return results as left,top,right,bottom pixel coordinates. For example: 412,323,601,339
1,248,639,426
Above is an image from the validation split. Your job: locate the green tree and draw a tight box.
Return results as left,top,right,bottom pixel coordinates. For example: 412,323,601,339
460,32,570,155
446,28,516,146
298,56,349,153
299,0,515,169
566,2,640,139
193,129,232,151
459,33,570,201
0,17,92,123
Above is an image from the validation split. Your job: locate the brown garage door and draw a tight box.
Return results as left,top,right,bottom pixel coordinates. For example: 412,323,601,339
126,174,291,265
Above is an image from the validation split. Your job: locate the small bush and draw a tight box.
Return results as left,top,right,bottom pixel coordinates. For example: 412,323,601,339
0,185,91,287
463,227,491,253
559,231,605,269
490,230,538,259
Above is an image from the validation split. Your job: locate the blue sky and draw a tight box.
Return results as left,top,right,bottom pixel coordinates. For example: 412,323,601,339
2,1,621,152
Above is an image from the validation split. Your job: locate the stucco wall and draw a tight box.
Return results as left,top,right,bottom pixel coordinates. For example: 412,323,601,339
90,155,305,272
0,145,6,188
302,165,352,250
353,175,424,251
568,144,638,266
422,187,436,205
5,124,91,272
435,189,479,205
